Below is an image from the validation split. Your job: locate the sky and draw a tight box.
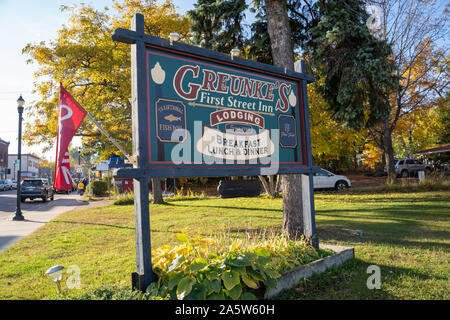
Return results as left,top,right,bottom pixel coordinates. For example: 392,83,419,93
0,0,198,161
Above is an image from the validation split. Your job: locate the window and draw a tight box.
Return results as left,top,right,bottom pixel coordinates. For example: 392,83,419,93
406,159,415,164
22,180,43,187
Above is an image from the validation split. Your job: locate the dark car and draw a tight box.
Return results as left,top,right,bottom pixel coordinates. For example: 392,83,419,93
21,178,54,202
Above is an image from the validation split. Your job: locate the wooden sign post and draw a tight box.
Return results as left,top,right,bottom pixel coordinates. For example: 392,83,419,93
112,13,319,290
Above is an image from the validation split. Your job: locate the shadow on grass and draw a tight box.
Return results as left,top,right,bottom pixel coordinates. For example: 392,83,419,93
54,220,189,237
272,257,447,300
167,202,283,213
315,221,450,251
317,205,448,220
317,196,449,206
54,220,134,230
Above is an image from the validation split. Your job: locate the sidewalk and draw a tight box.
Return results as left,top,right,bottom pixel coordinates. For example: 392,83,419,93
0,195,111,253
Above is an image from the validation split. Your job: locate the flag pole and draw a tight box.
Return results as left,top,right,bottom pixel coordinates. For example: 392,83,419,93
59,83,131,161
85,112,131,159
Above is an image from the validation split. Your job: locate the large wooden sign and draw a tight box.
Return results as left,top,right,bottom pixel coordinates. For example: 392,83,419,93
112,13,318,290
113,19,317,179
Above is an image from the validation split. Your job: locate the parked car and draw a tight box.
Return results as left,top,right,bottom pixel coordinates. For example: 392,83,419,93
0,179,13,191
11,180,17,189
20,178,54,202
313,169,351,191
394,158,432,178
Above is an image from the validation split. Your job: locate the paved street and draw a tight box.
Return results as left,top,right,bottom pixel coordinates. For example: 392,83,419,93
0,189,110,252
0,189,79,221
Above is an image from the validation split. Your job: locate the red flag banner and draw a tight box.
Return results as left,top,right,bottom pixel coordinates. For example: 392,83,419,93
53,84,87,190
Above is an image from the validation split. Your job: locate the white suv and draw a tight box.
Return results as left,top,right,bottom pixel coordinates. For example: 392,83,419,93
313,169,351,191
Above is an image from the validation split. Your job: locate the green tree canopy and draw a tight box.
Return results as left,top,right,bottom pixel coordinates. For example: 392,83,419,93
309,0,398,130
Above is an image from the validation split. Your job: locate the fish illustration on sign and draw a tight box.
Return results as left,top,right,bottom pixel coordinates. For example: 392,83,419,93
164,114,182,122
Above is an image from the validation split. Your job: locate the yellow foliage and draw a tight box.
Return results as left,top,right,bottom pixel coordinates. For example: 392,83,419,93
23,1,191,157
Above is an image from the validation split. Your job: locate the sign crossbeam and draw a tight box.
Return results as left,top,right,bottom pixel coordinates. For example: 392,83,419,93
112,29,315,83
116,166,322,179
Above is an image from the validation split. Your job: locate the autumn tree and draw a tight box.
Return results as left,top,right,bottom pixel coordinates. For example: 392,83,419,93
23,0,191,204
392,106,446,159
23,1,191,157
436,91,450,145
114,0,191,204
308,77,368,172
23,5,130,157
366,0,449,181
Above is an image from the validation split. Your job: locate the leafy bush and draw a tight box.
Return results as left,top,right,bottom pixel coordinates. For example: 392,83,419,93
113,192,154,205
146,234,324,300
170,187,207,201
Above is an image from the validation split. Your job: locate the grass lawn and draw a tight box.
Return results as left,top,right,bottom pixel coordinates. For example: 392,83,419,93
0,190,448,300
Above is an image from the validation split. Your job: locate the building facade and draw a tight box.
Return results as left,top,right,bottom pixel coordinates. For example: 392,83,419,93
0,138,10,179
7,154,41,181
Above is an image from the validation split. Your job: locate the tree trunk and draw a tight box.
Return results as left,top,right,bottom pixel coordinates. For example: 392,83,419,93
152,178,165,204
258,175,279,197
383,123,396,184
282,175,303,239
266,0,294,69
275,175,281,193
400,137,408,158
408,130,413,158
268,175,275,194
258,175,271,195
266,0,303,239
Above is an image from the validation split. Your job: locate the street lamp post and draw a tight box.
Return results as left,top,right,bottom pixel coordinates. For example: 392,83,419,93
13,95,25,221
78,147,81,180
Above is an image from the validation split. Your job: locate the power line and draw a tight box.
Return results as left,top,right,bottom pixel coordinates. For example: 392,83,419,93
0,90,33,94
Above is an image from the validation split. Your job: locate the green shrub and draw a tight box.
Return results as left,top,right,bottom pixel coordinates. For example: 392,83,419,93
170,187,208,201
114,192,135,205
113,192,154,205
146,233,326,300
49,233,330,301
92,180,108,196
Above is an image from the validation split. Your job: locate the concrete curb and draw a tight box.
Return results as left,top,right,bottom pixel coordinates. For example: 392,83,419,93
267,244,354,299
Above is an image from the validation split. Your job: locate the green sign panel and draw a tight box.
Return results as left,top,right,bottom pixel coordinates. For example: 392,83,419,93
145,46,307,175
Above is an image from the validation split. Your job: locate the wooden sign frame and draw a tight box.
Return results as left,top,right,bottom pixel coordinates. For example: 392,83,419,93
112,13,319,290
